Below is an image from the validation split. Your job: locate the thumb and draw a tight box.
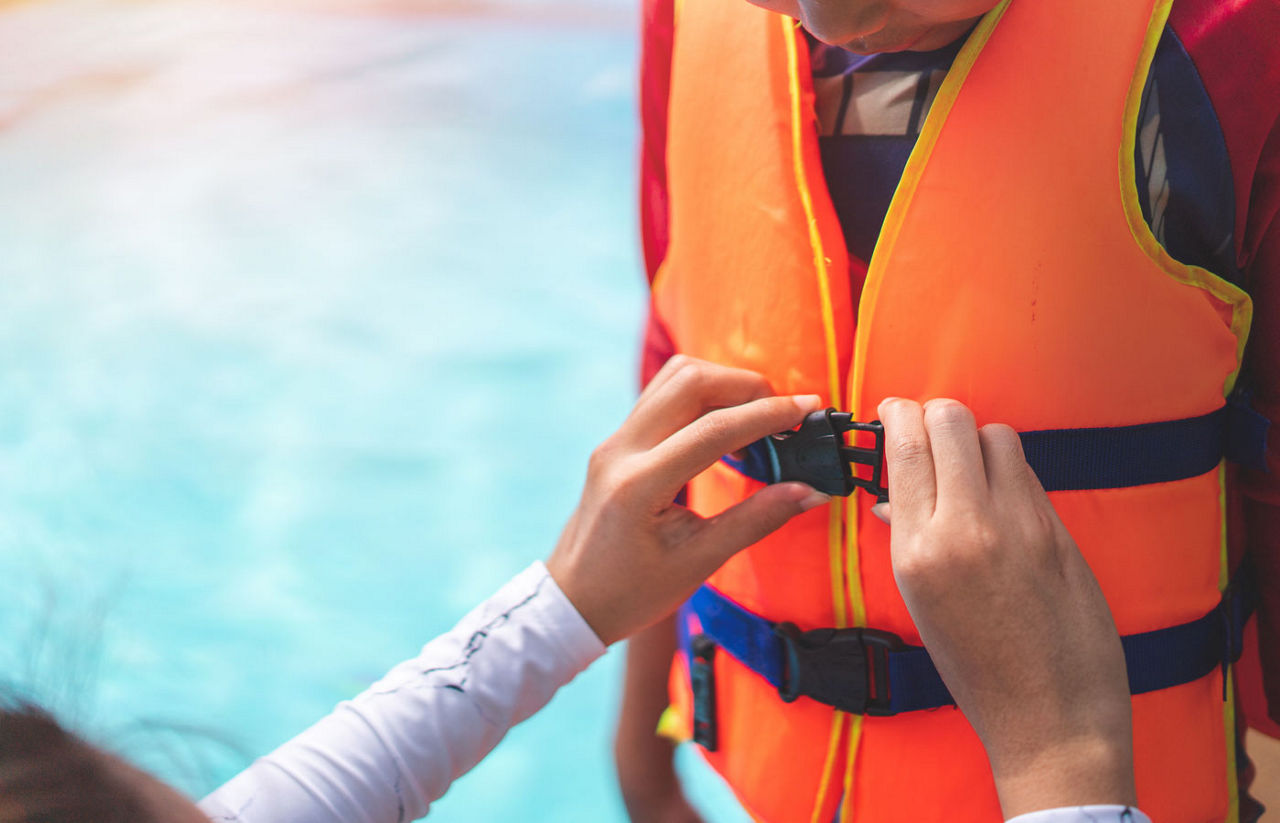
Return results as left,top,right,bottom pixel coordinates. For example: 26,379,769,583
693,482,829,568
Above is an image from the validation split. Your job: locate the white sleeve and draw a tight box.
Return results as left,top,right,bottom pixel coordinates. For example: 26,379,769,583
1006,806,1152,823
198,561,606,823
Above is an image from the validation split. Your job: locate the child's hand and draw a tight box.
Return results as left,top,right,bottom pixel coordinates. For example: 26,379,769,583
547,355,827,646
877,398,1135,818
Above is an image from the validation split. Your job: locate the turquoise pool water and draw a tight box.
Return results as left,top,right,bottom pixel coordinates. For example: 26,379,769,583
0,2,748,820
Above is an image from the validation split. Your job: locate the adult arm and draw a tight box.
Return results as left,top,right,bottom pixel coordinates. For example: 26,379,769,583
201,357,826,823
877,398,1145,821
199,563,604,823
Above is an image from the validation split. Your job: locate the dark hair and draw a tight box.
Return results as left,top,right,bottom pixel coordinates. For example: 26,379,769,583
0,702,158,823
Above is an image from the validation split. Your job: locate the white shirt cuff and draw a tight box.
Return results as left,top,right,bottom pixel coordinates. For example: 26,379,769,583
1006,806,1152,823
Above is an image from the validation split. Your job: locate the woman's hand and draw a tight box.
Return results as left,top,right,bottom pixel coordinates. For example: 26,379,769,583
877,398,1136,819
547,355,828,646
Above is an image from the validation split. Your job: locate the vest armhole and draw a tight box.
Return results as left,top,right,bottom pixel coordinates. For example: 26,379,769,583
1117,0,1252,396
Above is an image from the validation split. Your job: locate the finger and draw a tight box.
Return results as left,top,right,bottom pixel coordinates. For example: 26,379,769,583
622,357,788,449
978,423,1049,506
643,394,823,501
922,399,988,508
633,352,693,408
877,397,937,526
688,482,828,571
871,501,891,524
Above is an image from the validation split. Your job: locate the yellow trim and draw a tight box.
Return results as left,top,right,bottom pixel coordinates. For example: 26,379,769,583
650,261,671,301
656,704,691,743
1226,667,1240,823
839,506,867,818
839,5,1007,814
843,508,866,627
1122,2,1246,799
838,735,858,822
808,713,847,823
782,19,844,433
826,503,849,628
783,19,851,821
782,12,847,627
1219,463,1240,823
849,0,1009,425
1118,0,1252,396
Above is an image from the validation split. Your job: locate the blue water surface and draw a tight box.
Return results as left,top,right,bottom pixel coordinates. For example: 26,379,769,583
0,2,748,820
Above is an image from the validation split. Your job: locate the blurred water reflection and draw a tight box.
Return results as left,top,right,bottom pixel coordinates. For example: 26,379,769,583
0,2,746,820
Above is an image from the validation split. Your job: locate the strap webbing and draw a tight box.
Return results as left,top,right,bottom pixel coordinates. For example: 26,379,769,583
725,402,1270,492
1019,409,1224,491
1226,398,1272,473
682,565,1255,715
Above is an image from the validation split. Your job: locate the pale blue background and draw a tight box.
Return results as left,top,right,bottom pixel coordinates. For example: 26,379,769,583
0,2,749,820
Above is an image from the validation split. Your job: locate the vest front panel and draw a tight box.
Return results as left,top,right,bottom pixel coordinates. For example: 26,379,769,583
654,0,1251,819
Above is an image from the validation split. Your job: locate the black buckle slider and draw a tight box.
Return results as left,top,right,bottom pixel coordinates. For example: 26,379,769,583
773,622,904,716
769,408,887,499
690,635,719,751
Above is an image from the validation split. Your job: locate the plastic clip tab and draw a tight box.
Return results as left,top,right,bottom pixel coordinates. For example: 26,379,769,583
773,622,904,716
767,408,886,498
690,634,718,751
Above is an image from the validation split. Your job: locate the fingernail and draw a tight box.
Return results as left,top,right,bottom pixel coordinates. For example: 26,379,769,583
792,394,823,413
799,489,831,511
871,501,891,524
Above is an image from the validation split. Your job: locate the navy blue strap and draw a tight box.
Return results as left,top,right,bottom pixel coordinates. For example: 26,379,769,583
683,565,1255,715
685,586,787,688
1226,397,1271,473
1019,410,1224,492
727,402,1269,493
884,647,950,714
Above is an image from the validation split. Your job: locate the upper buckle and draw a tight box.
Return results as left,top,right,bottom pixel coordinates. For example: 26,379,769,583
768,408,887,499
773,621,904,716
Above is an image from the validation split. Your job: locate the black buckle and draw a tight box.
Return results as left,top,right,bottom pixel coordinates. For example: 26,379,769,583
769,408,887,499
772,622,904,716
690,635,719,751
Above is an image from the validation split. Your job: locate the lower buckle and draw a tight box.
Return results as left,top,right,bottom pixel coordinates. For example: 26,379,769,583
773,622,904,716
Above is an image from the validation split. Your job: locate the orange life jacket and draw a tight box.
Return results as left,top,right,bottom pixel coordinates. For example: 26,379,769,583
651,0,1253,820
